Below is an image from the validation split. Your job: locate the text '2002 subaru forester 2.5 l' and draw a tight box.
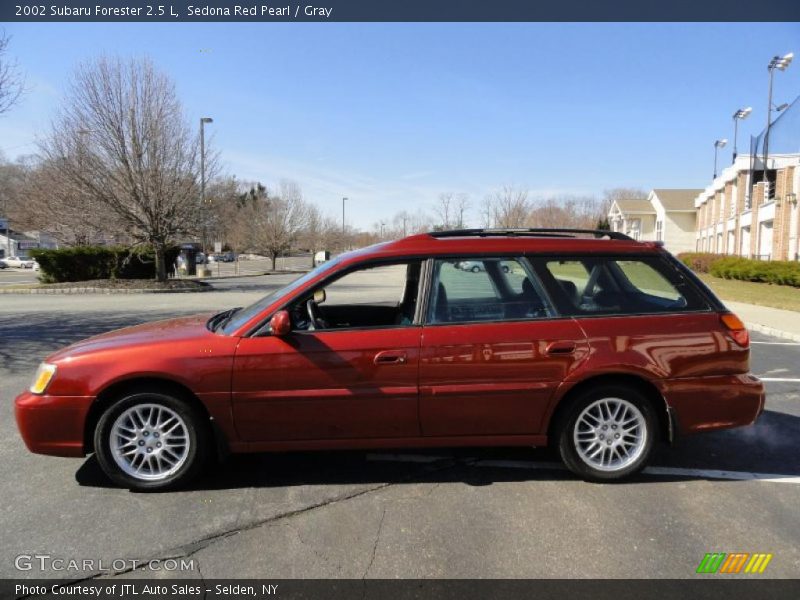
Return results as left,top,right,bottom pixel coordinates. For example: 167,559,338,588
16,228,765,490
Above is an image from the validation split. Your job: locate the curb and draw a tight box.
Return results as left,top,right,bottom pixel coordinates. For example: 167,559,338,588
745,321,800,343
197,269,309,281
0,285,212,295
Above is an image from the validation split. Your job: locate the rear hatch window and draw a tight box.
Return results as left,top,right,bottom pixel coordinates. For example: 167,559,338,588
534,256,709,316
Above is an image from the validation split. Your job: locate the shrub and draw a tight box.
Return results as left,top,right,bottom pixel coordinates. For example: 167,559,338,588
676,252,727,273
31,246,181,283
678,252,800,288
707,258,800,287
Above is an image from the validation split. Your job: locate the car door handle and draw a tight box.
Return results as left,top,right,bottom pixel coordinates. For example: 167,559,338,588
374,351,407,365
545,341,577,355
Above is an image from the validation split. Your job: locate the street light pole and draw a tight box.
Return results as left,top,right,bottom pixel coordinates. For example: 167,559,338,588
731,107,752,163
341,197,348,249
713,139,727,179
763,52,793,185
200,117,213,254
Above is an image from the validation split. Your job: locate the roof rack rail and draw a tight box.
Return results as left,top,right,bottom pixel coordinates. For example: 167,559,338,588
427,228,634,241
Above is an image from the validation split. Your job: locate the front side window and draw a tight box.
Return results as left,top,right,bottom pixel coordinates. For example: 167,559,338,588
538,256,705,315
289,261,422,331
427,257,553,324
220,257,343,334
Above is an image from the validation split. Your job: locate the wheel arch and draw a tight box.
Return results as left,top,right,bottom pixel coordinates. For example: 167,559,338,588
84,376,217,455
546,373,672,445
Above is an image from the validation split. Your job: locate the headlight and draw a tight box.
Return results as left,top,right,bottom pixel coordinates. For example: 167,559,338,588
30,363,57,394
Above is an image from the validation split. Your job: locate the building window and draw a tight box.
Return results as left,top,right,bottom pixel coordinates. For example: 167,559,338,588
740,226,751,257
628,218,641,241
655,220,663,241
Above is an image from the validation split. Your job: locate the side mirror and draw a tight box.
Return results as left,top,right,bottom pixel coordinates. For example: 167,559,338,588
270,310,291,336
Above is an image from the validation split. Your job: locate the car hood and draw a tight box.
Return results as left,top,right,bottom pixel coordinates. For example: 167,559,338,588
47,313,218,362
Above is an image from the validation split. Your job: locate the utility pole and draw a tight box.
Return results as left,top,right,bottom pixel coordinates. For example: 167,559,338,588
200,117,213,254
341,197,348,249
731,107,752,163
763,53,793,190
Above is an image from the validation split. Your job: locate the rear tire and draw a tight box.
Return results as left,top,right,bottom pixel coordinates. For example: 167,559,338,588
94,392,210,491
557,385,657,482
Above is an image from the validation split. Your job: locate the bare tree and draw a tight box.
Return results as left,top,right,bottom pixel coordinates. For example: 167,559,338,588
454,193,470,228
433,192,453,230
480,196,495,228
205,175,241,250
432,192,471,230
247,180,310,270
0,30,25,115
486,185,531,228
300,203,338,266
24,158,120,246
529,195,605,230
40,57,205,280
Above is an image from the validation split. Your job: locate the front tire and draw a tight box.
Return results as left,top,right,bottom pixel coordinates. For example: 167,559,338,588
557,385,657,482
94,392,210,491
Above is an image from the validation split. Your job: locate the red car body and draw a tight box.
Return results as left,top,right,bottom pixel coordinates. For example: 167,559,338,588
15,233,765,464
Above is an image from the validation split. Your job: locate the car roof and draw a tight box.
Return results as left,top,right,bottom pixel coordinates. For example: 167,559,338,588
340,229,664,263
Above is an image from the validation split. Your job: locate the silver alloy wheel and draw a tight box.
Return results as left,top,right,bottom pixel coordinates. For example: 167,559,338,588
110,403,190,481
573,397,646,472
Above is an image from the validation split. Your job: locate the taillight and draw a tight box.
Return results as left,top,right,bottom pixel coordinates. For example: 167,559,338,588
721,313,749,348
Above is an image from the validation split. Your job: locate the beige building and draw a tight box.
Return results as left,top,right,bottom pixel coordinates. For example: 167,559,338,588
695,153,799,261
608,189,702,254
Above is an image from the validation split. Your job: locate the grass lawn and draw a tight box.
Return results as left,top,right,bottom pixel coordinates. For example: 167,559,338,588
697,273,800,312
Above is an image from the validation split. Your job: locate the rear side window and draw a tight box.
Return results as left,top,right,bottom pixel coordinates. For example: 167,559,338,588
428,257,553,324
537,256,707,316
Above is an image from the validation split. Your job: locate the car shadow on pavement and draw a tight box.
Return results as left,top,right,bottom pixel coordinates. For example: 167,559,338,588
75,409,800,491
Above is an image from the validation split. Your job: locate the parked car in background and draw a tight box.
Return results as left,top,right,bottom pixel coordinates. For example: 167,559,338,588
0,260,7,269
208,252,235,263
457,260,510,273
3,256,36,269
15,228,764,491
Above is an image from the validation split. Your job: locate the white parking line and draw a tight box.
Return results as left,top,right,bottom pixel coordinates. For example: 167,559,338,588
751,341,800,346
758,378,800,382
366,454,800,484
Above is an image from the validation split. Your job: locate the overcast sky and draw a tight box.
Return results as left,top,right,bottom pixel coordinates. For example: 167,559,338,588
1,22,798,228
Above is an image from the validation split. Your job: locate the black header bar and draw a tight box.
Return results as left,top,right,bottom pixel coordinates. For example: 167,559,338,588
3,0,800,22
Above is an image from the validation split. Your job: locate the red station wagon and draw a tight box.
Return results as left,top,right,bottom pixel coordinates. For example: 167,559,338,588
15,229,765,490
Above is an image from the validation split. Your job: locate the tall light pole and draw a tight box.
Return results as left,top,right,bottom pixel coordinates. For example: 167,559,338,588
341,197,348,248
200,117,213,254
713,139,727,179
731,107,752,163
763,52,793,185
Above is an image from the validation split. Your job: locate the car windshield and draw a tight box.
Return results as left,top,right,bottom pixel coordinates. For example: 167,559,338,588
218,257,342,335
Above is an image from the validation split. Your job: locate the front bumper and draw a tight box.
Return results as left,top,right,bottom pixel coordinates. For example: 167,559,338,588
660,373,766,436
15,391,94,457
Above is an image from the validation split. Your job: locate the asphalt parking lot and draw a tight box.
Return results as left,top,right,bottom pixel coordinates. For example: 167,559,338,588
0,275,798,580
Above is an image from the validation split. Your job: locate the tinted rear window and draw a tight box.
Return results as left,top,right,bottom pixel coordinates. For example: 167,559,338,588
535,255,707,316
